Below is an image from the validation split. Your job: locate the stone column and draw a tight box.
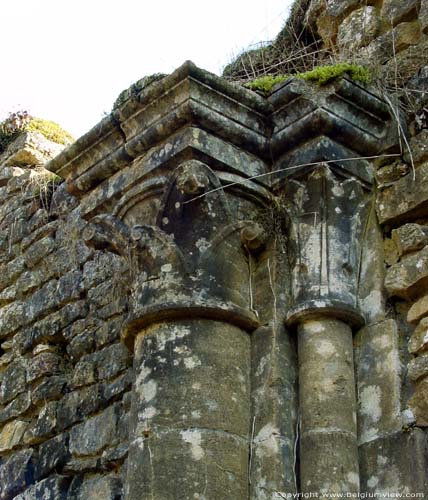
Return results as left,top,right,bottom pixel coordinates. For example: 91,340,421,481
282,165,370,494
112,160,263,499
297,318,358,493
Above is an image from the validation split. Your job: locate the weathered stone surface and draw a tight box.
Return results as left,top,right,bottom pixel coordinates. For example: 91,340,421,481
408,294,428,323
69,404,118,456
0,448,35,500
250,325,297,498
71,474,122,500
0,131,66,168
409,376,428,425
358,210,388,324
82,251,126,290
408,353,428,380
383,238,399,265
385,245,428,299
56,384,105,432
13,476,70,500
16,300,88,353
27,351,64,382
23,235,56,269
355,320,402,444
0,391,31,424
127,428,248,500
0,419,28,451
298,319,359,493
381,0,421,26
408,129,428,165
421,0,428,32
0,357,27,404
338,7,379,52
31,375,67,405
25,401,58,442
35,432,70,479
72,343,131,388
409,317,428,354
101,371,133,402
49,182,78,217
360,429,428,493
375,161,410,187
392,223,428,257
0,301,25,338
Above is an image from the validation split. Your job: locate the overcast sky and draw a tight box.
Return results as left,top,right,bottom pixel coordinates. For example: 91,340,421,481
0,0,292,138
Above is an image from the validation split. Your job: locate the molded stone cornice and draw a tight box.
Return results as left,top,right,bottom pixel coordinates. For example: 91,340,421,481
45,61,271,196
269,77,397,190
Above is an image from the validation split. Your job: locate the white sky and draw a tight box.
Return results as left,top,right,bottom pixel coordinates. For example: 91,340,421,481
0,0,292,138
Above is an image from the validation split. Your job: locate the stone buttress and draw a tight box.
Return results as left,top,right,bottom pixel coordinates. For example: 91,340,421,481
43,61,424,498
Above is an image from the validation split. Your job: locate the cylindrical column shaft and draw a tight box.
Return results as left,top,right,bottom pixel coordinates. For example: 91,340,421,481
298,318,359,494
126,318,251,500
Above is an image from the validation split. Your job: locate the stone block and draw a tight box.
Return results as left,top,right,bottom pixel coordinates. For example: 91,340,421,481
392,223,428,257
359,429,428,493
408,129,428,165
375,161,409,188
25,401,58,442
409,377,428,425
338,7,379,53
72,474,122,500
16,300,88,353
34,433,70,479
31,375,67,405
127,428,248,500
408,294,428,324
385,245,428,299
408,311,428,358
383,238,399,265
27,352,64,382
0,301,25,338
72,343,131,387
421,0,428,32
355,320,402,444
13,476,70,500
56,384,104,432
408,354,428,381
69,404,118,456
82,251,126,290
0,391,31,425
101,370,132,402
23,235,56,269
0,357,27,404
381,0,421,26
0,419,28,452
0,131,65,168
0,448,35,500
250,325,297,497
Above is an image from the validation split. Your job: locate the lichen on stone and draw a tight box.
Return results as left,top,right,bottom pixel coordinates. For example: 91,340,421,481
112,73,168,110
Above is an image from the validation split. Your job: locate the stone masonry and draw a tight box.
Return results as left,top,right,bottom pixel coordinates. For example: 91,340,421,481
1,57,427,499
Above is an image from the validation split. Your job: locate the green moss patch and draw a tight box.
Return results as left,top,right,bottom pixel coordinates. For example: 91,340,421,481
244,64,371,95
0,112,74,154
27,118,74,145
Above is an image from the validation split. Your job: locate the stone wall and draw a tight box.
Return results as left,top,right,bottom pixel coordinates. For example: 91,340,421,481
0,136,132,498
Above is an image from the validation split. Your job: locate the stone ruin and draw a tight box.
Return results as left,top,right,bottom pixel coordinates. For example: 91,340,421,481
1,1,428,499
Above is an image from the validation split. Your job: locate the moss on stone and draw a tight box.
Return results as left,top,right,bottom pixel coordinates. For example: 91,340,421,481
244,63,371,95
0,112,74,153
27,118,74,145
298,63,371,85
113,73,167,110
244,75,290,94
